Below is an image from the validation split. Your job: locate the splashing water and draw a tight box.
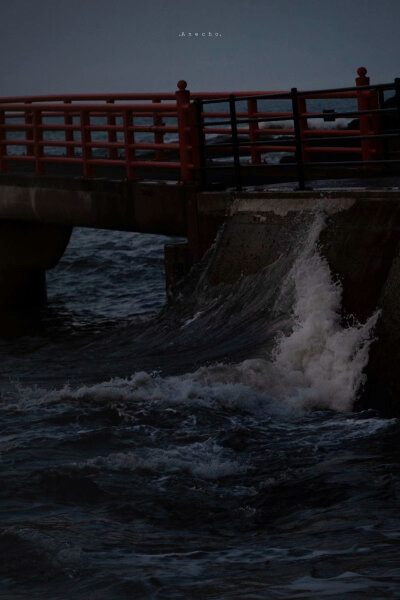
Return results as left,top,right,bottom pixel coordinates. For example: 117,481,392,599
1,216,397,600
29,213,379,415
269,214,380,410
188,213,381,412
4,214,379,416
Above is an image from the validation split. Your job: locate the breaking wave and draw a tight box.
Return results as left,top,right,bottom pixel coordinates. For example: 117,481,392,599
1,211,397,599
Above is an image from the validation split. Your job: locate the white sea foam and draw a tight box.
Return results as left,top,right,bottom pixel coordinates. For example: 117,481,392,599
73,216,376,412
6,214,380,417
187,214,380,412
87,439,246,480
267,214,381,410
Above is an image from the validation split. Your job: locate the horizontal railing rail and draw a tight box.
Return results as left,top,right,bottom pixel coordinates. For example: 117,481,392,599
0,95,184,179
194,68,400,190
0,91,288,104
0,68,398,187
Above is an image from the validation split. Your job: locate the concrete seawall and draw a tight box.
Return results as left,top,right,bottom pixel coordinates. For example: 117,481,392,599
191,189,400,414
1,174,400,412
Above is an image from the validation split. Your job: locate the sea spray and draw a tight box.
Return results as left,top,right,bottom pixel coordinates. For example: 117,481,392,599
184,212,381,412
3,214,400,599
11,213,380,416
269,213,380,410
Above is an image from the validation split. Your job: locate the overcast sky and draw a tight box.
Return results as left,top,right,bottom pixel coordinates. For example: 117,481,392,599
1,0,399,95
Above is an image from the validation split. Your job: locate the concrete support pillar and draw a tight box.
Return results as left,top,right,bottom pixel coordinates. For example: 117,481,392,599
164,242,191,293
0,268,47,309
164,191,231,294
0,220,72,310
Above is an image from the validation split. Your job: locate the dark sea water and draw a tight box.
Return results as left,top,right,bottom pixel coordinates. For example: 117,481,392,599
1,220,400,600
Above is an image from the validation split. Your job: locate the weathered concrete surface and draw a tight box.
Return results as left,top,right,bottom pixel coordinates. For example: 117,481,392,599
2,175,400,413
202,191,363,285
0,175,232,304
195,189,400,414
164,191,231,288
189,191,231,261
0,175,196,235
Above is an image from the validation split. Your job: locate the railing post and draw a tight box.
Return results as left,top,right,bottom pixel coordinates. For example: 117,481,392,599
0,110,6,174
152,99,165,161
367,72,382,159
123,109,137,181
80,110,93,178
378,87,390,162
229,94,242,191
176,80,194,185
32,109,44,175
395,77,400,125
355,66,378,163
297,95,309,163
291,87,305,191
25,101,34,157
247,98,261,164
107,99,118,160
394,78,400,168
188,102,202,181
64,100,75,159
195,98,206,188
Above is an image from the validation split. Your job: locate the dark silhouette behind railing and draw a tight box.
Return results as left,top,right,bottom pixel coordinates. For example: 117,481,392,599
196,70,400,191
0,67,399,189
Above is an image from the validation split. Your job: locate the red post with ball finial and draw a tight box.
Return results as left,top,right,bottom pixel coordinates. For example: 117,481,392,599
355,67,382,163
176,80,194,184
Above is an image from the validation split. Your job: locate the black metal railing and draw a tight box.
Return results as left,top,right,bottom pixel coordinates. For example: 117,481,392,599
194,79,400,191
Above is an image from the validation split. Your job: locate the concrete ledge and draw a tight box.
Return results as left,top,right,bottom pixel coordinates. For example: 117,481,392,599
0,176,198,235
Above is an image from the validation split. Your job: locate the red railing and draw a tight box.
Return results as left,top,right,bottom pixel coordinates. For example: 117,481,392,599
0,87,288,183
0,67,390,185
0,96,183,179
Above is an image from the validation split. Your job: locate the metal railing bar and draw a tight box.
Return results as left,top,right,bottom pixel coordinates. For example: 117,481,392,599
204,107,397,130
201,93,292,105
201,139,296,149
302,132,400,144
199,82,396,105
298,107,397,120
199,164,297,170
304,158,400,166
297,82,396,97
202,115,294,127
229,95,242,191
195,98,206,188
199,157,400,170
291,87,305,190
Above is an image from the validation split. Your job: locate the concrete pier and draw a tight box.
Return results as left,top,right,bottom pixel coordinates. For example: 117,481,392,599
2,173,400,413
0,175,230,300
0,220,71,309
